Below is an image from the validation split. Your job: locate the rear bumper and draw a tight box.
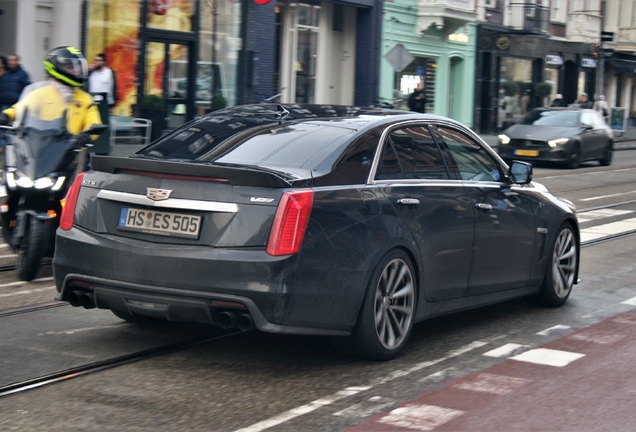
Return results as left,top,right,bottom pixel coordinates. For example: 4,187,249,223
53,226,364,335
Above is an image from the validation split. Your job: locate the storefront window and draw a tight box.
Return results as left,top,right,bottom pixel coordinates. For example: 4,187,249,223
399,57,436,112
499,57,532,125
146,0,195,31
199,0,242,112
86,0,142,116
544,68,559,105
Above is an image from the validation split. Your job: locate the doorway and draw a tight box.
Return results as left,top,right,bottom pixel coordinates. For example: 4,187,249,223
142,39,194,129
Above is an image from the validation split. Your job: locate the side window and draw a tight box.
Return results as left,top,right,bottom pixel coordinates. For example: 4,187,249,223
376,140,404,180
376,126,449,180
314,129,380,186
437,126,502,182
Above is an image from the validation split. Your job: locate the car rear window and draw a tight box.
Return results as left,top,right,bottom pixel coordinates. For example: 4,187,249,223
520,110,580,127
136,118,357,170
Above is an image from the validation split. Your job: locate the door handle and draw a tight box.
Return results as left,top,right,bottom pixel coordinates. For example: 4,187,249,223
475,203,493,211
397,198,420,205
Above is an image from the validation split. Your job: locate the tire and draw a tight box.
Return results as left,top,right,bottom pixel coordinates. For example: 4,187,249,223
336,250,417,360
111,309,167,325
530,223,578,307
599,142,613,166
567,144,580,169
15,217,46,281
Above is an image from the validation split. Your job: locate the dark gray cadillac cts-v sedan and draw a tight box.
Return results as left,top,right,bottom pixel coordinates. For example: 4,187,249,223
53,104,580,360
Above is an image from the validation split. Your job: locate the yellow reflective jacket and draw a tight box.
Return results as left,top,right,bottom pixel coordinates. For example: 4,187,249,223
2,84,102,135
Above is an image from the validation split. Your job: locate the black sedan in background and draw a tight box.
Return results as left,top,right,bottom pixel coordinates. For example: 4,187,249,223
53,104,580,360
498,107,614,169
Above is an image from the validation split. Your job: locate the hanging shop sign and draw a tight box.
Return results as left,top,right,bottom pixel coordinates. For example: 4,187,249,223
581,58,597,68
545,55,563,66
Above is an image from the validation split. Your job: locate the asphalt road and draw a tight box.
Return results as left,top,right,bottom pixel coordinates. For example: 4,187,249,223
1,150,636,431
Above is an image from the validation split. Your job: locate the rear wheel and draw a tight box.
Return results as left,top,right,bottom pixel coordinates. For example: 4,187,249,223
530,223,577,307
15,217,46,281
336,250,416,360
599,142,613,166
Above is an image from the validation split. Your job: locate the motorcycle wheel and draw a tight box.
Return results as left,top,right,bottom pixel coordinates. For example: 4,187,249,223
16,216,46,281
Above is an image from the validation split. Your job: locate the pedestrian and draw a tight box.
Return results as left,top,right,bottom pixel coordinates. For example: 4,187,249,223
408,82,427,113
0,56,7,79
573,92,592,108
550,93,566,107
88,53,118,111
593,95,609,122
0,54,32,111
521,90,531,115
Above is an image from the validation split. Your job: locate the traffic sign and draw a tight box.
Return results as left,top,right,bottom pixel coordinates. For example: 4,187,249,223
385,44,414,72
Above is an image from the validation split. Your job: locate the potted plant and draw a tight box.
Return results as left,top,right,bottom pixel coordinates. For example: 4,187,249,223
535,82,553,107
139,94,167,142
212,93,227,111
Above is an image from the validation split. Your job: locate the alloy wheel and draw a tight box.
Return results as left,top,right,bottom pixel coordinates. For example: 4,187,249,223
373,258,415,350
551,228,577,298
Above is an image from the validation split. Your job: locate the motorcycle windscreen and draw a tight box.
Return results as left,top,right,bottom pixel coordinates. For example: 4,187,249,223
11,112,76,180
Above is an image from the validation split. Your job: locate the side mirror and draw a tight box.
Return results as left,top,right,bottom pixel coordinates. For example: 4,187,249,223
581,123,593,131
85,124,109,136
509,161,533,184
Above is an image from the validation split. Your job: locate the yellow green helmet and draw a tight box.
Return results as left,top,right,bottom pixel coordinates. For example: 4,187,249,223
43,46,88,87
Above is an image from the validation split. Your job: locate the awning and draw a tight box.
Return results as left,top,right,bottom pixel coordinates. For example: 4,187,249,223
606,57,636,74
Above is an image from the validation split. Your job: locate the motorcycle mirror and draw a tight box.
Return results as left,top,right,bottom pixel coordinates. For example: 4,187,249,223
84,124,109,135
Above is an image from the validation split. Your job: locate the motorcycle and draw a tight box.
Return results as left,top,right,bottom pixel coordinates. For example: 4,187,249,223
0,89,107,281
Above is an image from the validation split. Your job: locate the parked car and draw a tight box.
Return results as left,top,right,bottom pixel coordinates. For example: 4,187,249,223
53,104,580,360
498,107,614,169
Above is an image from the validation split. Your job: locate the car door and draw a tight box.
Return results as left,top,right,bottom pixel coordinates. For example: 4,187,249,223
433,125,537,295
373,124,474,301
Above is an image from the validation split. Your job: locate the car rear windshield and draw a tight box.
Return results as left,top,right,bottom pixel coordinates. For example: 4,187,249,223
519,110,580,127
135,118,358,170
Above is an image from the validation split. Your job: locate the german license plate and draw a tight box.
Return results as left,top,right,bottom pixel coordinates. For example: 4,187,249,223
515,149,539,157
118,208,201,239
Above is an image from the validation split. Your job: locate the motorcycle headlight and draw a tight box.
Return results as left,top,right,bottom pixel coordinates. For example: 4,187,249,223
35,176,66,190
548,138,569,147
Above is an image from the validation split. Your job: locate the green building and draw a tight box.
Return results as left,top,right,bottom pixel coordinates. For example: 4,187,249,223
380,1,477,127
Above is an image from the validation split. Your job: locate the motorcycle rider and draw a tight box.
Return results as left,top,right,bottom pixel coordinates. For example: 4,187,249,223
0,46,102,145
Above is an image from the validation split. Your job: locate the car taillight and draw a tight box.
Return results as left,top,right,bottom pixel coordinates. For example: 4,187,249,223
266,190,314,256
60,173,85,231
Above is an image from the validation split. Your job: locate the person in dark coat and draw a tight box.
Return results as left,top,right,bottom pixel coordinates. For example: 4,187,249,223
550,93,566,107
408,82,427,113
0,54,32,111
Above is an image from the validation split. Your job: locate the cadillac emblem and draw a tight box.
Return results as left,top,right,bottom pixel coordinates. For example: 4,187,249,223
146,188,173,201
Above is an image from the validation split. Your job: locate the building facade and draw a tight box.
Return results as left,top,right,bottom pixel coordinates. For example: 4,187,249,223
474,0,601,133
380,0,478,127
0,0,384,125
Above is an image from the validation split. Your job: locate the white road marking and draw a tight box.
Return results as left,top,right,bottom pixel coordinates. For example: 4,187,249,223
333,396,395,418
511,348,585,367
377,404,464,431
482,343,529,358
0,277,54,289
582,310,606,319
0,286,55,298
580,217,636,242
235,341,488,432
0,254,16,259
569,331,624,344
234,387,371,432
38,324,123,336
454,373,531,395
536,325,571,336
580,191,636,202
418,367,457,383
0,243,9,249
576,209,633,223
621,296,636,306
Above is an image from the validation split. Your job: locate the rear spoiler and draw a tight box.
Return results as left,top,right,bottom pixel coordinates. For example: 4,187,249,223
91,155,293,188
